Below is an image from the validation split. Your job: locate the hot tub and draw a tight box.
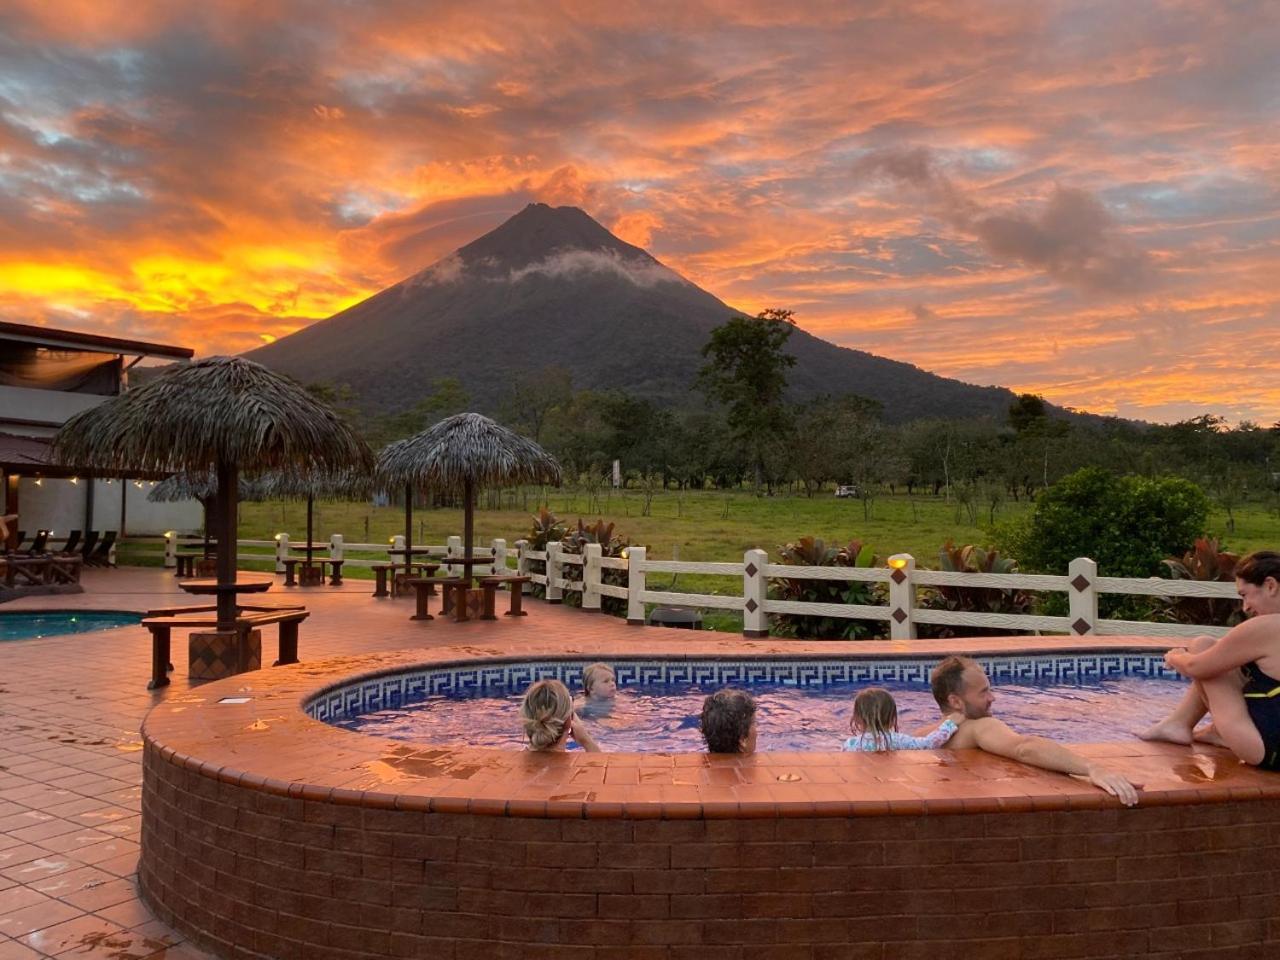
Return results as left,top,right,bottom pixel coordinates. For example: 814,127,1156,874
139,636,1280,959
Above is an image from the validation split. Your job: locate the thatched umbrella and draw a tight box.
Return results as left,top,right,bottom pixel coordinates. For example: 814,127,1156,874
374,412,561,570
55,356,372,626
259,469,372,565
148,471,272,556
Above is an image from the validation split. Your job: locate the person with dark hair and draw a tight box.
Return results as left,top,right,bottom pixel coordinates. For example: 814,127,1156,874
700,689,757,754
920,655,1141,806
1142,550,1280,770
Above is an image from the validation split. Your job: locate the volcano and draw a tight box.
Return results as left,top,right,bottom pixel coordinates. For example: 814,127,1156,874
245,203,1017,422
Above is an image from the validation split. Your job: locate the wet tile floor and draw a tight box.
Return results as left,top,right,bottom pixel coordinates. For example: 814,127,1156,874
0,566,1233,957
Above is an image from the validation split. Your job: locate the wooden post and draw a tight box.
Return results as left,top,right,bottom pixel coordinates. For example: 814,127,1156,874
490,538,506,576
546,542,564,604
446,535,462,577
1068,557,1098,636
888,553,917,641
514,539,529,577
329,533,344,562
743,548,768,637
626,545,647,625
582,543,602,611
163,530,177,569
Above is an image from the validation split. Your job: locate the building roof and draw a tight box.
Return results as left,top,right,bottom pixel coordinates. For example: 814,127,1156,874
0,321,194,360
0,432,170,480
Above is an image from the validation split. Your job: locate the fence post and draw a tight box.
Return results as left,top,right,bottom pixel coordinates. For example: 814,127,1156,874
515,539,529,577
888,553,917,641
546,542,564,604
446,535,462,577
582,543,602,611
329,533,344,562
627,545,647,625
1068,557,1098,635
743,548,768,637
491,538,506,576
163,531,176,569
275,532,289,573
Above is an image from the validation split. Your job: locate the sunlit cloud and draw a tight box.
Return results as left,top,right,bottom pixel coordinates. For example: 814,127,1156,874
0,0,1277,423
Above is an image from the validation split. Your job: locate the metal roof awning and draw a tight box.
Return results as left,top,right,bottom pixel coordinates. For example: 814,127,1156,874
0,433,171,480
0,321,194,360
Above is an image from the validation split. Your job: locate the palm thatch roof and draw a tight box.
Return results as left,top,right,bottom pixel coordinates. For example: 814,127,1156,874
148,471,271,504
52,356,373,475
374,412,561,491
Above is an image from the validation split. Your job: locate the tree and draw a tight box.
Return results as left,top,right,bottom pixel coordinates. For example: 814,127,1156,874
697,308,797,492
1008,393,1048,432
367,378,470,446
503,366,573,444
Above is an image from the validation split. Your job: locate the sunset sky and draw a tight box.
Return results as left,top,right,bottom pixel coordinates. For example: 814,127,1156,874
1,1,1277,424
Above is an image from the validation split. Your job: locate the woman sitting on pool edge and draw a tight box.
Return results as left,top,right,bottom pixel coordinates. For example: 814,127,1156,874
576,662,617,716
1143,550,1280,770
520,679,601,752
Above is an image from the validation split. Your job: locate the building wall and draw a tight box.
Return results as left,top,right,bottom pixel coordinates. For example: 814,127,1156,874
0,384,106,436
9,477,201,537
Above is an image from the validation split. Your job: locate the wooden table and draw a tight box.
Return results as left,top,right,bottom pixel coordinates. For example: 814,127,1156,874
178,577,273,602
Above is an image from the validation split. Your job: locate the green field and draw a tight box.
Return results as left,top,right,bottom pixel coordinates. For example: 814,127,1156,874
120,485,1280,572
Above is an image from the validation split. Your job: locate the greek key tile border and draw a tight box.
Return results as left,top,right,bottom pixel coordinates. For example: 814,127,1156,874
306,654,1178,724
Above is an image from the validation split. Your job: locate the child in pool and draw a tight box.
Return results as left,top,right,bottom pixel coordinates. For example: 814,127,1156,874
843,687,962,752
576,662,617,716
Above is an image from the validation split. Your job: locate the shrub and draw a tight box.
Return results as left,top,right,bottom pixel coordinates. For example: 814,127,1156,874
1011,467,1209,577
768,536,886,640
1157,537,1243,628
559,518,630,614
917,541,1034,638
523,507,566,597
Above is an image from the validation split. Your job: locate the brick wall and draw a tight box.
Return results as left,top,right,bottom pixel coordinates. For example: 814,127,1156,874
140,745,1280,960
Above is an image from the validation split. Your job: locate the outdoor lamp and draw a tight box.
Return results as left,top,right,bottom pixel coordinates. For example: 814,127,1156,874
887,554,910,570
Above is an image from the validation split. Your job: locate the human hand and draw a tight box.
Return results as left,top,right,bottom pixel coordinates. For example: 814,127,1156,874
1086,765,1141,807
942,711,965,726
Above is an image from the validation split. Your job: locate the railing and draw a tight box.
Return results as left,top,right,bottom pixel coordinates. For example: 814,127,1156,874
125,530,1239,639
512,542,1238,639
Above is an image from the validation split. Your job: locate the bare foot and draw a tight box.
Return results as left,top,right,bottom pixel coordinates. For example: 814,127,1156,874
1140,718,1194,745
1192,724,1225,747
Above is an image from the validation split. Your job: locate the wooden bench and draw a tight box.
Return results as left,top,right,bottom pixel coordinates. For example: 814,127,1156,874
403,577,439,621
142,603,308,690
373,562,439,598
478,575,533,619
437,578,473,622
281,558,343,587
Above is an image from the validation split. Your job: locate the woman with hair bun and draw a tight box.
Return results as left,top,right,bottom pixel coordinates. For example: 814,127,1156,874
520,679,601,752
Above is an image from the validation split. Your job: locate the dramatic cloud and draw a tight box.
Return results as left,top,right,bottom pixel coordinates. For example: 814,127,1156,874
1,0,1278,421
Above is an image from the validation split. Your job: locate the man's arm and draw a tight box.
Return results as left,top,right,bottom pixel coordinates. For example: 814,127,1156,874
963,717,1140,806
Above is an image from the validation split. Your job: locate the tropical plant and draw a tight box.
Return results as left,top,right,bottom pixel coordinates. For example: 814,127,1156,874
524,507,567,597
559,518,631,614
1157,537,1243,628
917,541,1034,638
768,536,886,640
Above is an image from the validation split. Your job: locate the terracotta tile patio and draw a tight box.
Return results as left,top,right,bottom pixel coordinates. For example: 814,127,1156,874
0,567,1264,958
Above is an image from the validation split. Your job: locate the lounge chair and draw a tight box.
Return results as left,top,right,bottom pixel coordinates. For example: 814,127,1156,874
86,531,116,567
60,530,82,555
28,529,50,554
79,530,99,563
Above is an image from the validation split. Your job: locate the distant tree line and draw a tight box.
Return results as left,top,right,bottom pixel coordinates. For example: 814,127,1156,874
306,311,1280,523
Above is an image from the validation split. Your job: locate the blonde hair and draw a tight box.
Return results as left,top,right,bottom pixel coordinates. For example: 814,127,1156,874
521,679,574,751
582,662,615,697
851,688,898,752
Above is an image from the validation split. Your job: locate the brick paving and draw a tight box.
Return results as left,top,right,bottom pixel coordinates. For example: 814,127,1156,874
0,567,1262,958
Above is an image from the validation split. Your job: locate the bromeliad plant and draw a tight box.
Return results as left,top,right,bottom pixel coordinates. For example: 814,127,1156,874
1158,537,1243,628
917,541,1034,638
768,536,886,640
524,507,567,597
559,518,631,614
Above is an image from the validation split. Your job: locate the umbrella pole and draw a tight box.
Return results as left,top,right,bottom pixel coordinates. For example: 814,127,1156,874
463,477,474,563
215,459,238,627
306,495,314,566
404,482,413,582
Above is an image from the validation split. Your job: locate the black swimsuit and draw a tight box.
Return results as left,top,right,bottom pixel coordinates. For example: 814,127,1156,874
1242,661,1280,771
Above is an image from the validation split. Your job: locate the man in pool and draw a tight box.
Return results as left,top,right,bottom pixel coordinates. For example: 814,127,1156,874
917,656,1141,807
700,688,757,754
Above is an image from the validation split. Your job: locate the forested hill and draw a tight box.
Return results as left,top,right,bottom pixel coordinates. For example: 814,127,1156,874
245,203,1029,423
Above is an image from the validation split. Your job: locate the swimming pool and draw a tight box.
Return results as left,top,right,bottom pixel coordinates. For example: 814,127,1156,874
315,654,1189,751
0,610,142,641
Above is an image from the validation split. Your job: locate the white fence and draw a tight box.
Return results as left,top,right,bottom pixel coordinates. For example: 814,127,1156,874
128,532,1239,639
513,541,1238,640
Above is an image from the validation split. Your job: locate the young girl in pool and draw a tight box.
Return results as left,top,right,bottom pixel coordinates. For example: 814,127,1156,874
576,663,617,717
521,679,601,752
843,687,962,752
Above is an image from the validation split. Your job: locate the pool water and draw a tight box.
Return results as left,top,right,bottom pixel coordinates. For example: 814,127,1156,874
0,610,142,641
337,677,1190,752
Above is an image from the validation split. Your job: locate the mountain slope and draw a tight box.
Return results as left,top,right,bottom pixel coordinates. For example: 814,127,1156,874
245,203,1018,422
